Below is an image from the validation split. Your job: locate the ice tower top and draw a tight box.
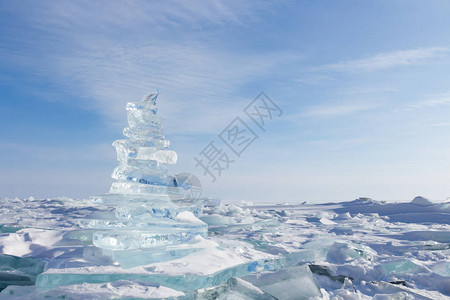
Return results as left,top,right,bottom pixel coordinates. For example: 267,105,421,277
126,91,158,112
108,90,180,196
145,91,158,105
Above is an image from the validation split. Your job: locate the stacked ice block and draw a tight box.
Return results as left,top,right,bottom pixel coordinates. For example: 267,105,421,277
79,92,207,263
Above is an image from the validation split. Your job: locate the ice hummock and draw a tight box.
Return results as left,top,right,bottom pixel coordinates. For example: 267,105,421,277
411,196,434,206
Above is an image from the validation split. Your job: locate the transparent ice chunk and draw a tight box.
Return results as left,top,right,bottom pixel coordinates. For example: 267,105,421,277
0,254,45,291
103,247,204,269
431,261,450,276
127,110,162,129
242,265,322,300
91,193,173,205
0,285,36,299
109,181,176,195
126,91,158,111
113,139,170,162
122,126,164,140
2,280,185,299
136,147,177,164
115,205,177,220
79,218,208,231
112,168,169,186
93,230,206,250
35,253,299,291
196,277,276,300
111,160,168,181
378,259,419,275
326,241,377,264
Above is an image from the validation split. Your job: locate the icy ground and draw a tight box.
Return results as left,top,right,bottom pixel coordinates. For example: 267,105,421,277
0,196,449,299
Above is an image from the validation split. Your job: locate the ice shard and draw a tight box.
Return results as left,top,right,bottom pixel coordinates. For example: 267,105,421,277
196,277,276,299
0,254,45,291
242,265,322,299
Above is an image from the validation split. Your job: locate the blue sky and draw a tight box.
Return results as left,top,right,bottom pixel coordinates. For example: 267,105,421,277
1,1,450,203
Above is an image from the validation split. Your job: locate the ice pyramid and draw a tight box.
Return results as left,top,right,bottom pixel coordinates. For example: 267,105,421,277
79,91,207,258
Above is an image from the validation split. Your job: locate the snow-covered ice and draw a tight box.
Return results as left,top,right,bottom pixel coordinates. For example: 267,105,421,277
1,196,450,299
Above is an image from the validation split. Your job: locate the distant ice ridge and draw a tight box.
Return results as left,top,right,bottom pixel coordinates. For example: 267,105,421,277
79,92,208,258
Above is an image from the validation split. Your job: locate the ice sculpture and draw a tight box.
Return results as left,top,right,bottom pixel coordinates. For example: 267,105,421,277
79,91,207,259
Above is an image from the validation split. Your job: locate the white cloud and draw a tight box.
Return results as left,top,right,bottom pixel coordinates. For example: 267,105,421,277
296,73,334,85
409,91,450,109
15,1,260,32
301,102,380,117
426,122,450,127
340,86,397,95
313,47,448,73
0,1,298,135
51,42,300,135
0,142,116,163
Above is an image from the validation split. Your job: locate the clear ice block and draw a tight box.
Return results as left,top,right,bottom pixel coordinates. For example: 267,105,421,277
237,265,322,299
81,91,208,263
0,254,45,291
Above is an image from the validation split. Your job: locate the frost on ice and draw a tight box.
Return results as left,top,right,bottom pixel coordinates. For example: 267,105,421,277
1,93,450,299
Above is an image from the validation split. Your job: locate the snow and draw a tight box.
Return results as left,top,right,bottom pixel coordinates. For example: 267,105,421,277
0,229,63,257
175,211,205,225
0,281,185,299
411,196,434,206
1,196,450,298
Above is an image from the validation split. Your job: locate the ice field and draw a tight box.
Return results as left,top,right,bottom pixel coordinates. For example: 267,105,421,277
0,196,450,299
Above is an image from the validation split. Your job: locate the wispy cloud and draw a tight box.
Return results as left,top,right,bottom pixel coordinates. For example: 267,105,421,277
301,102,380,117
315,47,448,73
425,122,450,128
0,1,298,134
2,1,261,33
409,91,450,109
0,142,115,163
303,136,386,152
296,73,334,85
340,86,397,95
50,42,301,134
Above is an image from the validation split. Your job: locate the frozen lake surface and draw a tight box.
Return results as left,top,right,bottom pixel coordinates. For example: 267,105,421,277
0,196,449,299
